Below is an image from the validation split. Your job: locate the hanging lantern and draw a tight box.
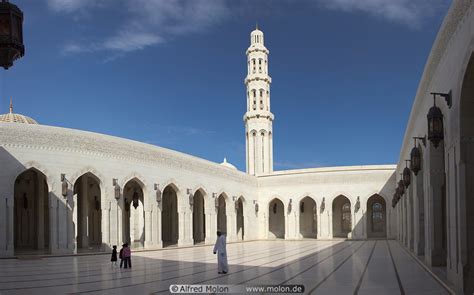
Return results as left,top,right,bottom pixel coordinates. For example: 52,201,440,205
398,180,405,195
395,187,401,201
113,179,121,200
154,184,161,204
391,198,395,208
427,96,444,148
403,160,411,188
320,197,325,212
287,199,292,213
254,202,259,213
0,0,24,69
215,195,219,209
61,174,68,197
235,200,239,211
410,144,421,176
189,193,194,207
132,191,139,209
355,196,360,212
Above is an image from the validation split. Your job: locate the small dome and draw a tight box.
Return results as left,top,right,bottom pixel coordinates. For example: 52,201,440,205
0,100,38,124
220,158,237,170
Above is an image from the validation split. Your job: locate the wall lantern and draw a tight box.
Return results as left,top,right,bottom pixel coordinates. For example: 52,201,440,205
132,191,139,209
300,201,305,213
253,200,259,213
113,178,120,200
403,160,411,188
355,196,360,212
398,172,405,195
427,92,451,148
61,173,68,197
288,199,292,213
154,183,161,205
395,187,400,202
391,198,396,208
410,137,424,176
320,197,325,212
0,0,25,69
187,189,194,207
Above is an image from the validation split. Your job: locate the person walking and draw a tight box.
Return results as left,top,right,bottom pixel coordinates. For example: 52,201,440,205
111,245,118,267
119,244,125,268
123,243,132,269
213,231,228,274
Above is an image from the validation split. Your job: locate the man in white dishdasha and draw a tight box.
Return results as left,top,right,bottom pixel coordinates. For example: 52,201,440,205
213,231,228,274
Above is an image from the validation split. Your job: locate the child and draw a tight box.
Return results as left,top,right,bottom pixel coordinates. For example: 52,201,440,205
111,245,117,267
119,244,125,268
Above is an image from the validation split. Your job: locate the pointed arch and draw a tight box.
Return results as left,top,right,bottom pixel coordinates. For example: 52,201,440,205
299,196,317,239
367,194,387,238
268,197,285,239
14,168,50,254
332,195,352,238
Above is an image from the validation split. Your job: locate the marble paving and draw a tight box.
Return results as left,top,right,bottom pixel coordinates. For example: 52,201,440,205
0,240,449,294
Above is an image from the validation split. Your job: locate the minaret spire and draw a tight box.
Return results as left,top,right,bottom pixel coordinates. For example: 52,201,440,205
9,97,12,114
244,27,274,175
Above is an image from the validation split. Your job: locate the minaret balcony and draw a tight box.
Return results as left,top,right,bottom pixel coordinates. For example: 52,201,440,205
246,47,269,55
243,111,274,122
245,74,272,84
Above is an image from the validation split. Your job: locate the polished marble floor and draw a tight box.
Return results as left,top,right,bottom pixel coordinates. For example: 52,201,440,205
0,240,450,294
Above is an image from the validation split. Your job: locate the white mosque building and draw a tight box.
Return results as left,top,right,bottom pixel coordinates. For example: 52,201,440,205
0,1,473,292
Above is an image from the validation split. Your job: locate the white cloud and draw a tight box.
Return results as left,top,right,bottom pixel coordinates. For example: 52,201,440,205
47,0,105,13
316,0,448,27
51,0,229,57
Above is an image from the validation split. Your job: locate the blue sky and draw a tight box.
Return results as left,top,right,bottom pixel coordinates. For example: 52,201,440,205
3,0,450,171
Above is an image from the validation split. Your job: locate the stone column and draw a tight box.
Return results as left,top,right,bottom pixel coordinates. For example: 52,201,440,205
144,207,152,248
205,210,215,244
101,200,110,250
37,180,45,249
0,187,14,256
80,178,89,248
227,209,237,242
425,144,447,267
178,205,193,247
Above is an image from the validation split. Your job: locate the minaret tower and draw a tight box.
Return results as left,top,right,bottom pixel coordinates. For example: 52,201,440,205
244,25,274,175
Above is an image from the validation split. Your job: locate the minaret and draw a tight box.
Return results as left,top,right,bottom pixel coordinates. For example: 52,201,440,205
244,25,274,175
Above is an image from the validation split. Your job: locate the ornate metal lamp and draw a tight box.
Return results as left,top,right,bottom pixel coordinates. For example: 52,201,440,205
61,173,68,197
0,0,24,69
253,200,259,213
287,199,292,213
427,93,448,148
132,191,139,209
113,179,121,200
355,196,360,212
397,174,405,195
410,137,424,176
320,197,325,212
154,184,161,205
187,189,194,207
403,160,411,188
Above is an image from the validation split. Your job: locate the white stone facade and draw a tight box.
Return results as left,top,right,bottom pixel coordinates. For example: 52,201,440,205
393,1,474,293
11,2,474,291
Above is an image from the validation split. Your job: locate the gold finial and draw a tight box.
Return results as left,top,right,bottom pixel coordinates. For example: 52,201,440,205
256,22,258,30
9,97,12,114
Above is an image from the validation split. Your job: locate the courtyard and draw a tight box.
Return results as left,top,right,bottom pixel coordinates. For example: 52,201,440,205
0,240,450,294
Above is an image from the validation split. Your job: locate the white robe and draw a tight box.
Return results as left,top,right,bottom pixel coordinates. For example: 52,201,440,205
213,235,228,273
